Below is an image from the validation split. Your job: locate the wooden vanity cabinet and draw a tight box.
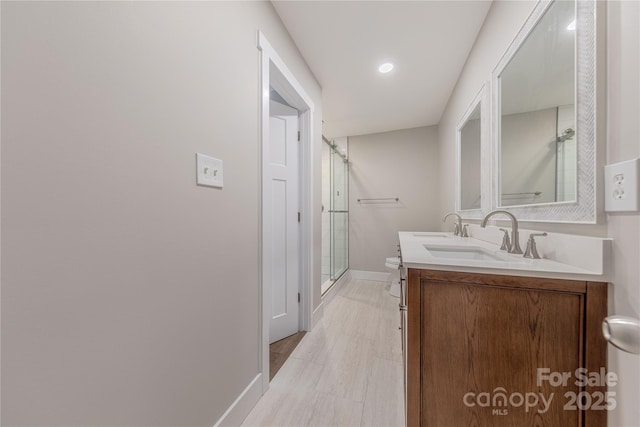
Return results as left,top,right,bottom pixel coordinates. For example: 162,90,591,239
406,268,607,427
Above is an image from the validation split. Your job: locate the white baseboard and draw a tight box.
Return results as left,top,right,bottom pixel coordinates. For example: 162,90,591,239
321,270,351,308
349,270,391,282
213,373,262,427
312,301,324,329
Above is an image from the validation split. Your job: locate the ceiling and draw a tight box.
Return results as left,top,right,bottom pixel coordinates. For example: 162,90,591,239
271,0,493,139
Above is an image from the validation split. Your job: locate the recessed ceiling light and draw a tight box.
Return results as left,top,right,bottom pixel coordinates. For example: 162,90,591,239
378,62,394,74
567,19,576,31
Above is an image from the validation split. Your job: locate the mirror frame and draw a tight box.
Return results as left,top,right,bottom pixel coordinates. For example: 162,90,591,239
456,84,487,219
492,0,601,223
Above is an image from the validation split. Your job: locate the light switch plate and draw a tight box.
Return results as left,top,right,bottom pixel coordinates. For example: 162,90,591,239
604,158,639,212
196,153,223,188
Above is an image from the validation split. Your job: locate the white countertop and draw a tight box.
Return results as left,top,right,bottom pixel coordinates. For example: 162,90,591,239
399,230,611,282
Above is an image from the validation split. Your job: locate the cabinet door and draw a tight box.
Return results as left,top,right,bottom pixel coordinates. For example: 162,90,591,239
421,280,583,427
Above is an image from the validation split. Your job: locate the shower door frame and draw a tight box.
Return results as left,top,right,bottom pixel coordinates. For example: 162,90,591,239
322,136,349,295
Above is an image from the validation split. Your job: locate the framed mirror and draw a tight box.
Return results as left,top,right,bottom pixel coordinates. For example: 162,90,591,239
493,0,599,223
456,85,486,218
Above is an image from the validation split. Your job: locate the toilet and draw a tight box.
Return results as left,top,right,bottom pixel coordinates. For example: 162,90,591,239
385,256,401,298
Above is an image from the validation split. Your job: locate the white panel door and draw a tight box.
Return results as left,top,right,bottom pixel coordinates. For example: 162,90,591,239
269,100,299,344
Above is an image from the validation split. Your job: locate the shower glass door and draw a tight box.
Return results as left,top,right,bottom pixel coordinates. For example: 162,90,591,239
321,136,349,295
330,140,348,281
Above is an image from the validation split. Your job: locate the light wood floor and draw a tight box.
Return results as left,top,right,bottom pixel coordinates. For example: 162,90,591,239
270,332,306,380
242,279,404,427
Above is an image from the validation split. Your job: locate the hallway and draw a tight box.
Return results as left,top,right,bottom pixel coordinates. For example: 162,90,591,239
242,279,404,427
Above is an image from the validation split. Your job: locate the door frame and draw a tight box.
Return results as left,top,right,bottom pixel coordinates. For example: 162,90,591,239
258,31,315,393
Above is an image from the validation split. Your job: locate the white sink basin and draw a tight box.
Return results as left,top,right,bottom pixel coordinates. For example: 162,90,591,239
423,244,518,262
413,232,450,238
399,230,609,279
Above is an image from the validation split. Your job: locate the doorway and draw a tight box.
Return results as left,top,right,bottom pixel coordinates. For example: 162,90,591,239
258,32,315,393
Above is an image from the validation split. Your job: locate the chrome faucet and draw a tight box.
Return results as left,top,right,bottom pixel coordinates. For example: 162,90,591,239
443,212,463,236
480,210,523,254
524,233,547,259
498,228,511,251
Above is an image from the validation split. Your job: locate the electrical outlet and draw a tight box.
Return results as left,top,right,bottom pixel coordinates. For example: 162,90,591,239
614,174,624,185
604,158,640,212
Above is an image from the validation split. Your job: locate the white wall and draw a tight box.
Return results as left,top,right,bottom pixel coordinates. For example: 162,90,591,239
605,1,640,425
438,1,640,425
0,2,322,425
349,126,440,272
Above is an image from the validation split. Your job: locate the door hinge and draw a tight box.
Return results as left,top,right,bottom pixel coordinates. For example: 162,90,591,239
297,131,301,141
298,212,301,222
298,293,301,303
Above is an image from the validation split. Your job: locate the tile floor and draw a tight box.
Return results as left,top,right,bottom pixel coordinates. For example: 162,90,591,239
241,279,404,427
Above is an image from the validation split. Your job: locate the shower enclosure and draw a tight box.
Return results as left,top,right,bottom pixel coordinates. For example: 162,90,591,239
321,136,349,295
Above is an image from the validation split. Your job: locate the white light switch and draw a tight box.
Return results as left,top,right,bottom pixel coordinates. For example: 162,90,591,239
604,158,639,212
196,153,223,188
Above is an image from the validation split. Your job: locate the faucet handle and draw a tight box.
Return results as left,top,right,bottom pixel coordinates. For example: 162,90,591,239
523,232,547,259
461,224,469,237
453,223,460,236
498,228,510,251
